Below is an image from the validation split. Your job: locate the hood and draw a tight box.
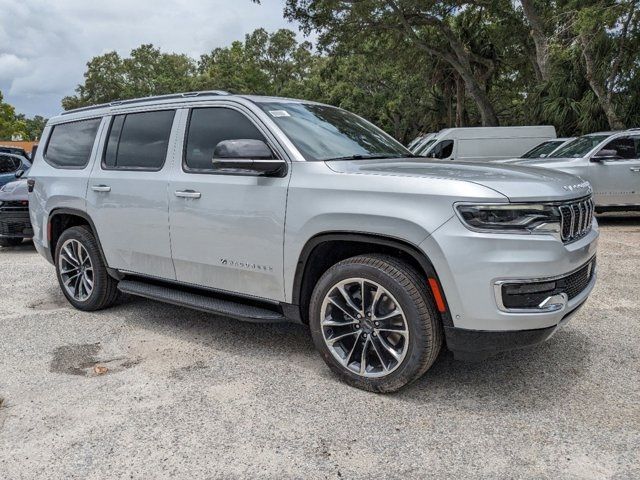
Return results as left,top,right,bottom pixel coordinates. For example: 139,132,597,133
325,158,592,202
0,178,29,201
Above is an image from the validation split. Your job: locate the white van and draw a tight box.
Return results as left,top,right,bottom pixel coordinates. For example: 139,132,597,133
418,126,557,161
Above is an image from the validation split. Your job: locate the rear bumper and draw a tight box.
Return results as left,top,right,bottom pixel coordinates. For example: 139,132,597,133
445,300,586,361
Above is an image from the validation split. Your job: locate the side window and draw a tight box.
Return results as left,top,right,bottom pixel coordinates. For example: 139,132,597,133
184,107,267,171
0,155,20,173
103,110,175,170
44,118,101,168
599,136,638,160
429,140,454,159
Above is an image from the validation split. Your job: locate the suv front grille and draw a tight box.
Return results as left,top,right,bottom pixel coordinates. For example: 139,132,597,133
0,202,32,236
559,197,594,243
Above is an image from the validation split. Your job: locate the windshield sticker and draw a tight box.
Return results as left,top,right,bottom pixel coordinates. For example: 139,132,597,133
269,110,291,118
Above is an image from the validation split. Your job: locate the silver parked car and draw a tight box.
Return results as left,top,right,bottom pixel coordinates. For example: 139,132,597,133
506,130,640,211
28,92,598,392
518,138,576,159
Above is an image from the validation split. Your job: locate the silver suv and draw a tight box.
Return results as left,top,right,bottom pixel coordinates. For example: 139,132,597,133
506,131,640,211
28,92,598,392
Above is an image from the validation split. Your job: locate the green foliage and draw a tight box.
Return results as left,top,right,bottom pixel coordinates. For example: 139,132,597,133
61,0,640,141
0,91,45,141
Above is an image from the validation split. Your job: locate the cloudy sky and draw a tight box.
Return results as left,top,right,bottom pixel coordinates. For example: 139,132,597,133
0,0,303,118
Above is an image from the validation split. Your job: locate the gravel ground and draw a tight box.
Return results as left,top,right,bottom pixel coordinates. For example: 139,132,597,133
0,215,638,480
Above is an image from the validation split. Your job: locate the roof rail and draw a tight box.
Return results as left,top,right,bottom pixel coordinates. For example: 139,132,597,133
61,90,231,115
626,127,640,131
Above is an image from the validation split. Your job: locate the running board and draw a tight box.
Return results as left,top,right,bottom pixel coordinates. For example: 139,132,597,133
117,280,287,323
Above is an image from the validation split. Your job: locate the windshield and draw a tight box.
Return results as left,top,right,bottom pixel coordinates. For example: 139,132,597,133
415,139,437,156
549,135,610,158
520,140,563,158
257,102,411,161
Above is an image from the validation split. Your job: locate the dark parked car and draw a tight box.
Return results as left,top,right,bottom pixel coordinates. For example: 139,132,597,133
0,153,31,188
0,175,32,247
0,145,30,159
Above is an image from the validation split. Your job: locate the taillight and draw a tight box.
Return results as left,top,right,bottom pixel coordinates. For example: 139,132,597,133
27,178,35,193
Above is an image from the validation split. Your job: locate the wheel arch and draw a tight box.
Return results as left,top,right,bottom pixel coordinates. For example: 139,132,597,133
48,208,120,279
291,232,453,326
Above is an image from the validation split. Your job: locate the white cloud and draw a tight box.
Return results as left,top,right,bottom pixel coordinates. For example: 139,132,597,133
0,0,303,117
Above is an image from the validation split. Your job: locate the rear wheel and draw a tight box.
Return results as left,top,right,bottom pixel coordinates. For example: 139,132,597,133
55,226,119,311
309,254,442,392
0,238,23,247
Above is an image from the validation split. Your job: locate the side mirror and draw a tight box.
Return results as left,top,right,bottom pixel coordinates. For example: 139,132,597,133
14,169,25,179
591,149,618,162
212,139,286,176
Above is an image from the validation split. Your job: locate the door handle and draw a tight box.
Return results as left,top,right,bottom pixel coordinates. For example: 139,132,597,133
630,167,640,172
91,185,111,192
174,190,201,199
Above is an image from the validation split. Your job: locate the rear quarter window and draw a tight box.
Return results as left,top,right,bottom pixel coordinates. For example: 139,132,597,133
44,118,102,169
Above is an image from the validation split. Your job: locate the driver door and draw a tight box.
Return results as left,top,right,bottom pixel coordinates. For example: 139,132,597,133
168,105,289,301
589,134,640,207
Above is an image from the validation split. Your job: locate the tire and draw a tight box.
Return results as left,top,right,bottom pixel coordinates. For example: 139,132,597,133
309,254,443,393
55,225,119,311
0,238,23,247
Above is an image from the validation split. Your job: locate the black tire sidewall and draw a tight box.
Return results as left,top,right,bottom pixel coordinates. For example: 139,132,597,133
309,259,434,392
55,226,109,311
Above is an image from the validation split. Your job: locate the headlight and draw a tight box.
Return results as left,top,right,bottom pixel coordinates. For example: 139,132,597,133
456,203,561,236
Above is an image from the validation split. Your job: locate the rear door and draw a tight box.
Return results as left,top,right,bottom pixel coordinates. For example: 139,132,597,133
86,109,180,279
168,104,289,301
588,134,640,207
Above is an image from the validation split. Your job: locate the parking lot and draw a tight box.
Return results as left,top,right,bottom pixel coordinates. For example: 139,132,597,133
0,215,638,479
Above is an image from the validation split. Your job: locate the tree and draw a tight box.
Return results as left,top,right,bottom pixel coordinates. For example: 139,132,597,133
62,45,196,110
197,29,315,97
570,0,638,129
282,0,529,126
0,91,44,141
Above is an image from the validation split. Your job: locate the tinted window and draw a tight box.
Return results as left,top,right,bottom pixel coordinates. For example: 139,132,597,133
257,102,411,161
600,136,639,159
104,110,175,170
185,108,267,171
428,140,454,159
0,155,21,173
45,118,101,168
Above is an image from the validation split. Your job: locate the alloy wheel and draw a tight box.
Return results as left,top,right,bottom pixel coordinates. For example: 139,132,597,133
320,278,409,378
58,239,94,302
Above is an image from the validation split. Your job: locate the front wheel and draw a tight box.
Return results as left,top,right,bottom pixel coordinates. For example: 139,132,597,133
309,254,442,393
55,226,119,311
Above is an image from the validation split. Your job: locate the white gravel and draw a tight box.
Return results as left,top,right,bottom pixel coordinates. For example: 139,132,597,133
0,214,638,479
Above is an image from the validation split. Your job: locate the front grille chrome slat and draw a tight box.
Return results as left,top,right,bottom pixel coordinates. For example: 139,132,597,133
559,197,594,243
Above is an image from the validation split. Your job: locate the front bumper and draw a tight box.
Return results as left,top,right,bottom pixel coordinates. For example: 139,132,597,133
444,300,587,361
419,213,598,356
0,206,33,239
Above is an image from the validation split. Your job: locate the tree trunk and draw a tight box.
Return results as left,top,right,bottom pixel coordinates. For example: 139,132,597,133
521,0,550,82
580,34,625,130
387,1,500,126
455,74,465,127
455,66,499,126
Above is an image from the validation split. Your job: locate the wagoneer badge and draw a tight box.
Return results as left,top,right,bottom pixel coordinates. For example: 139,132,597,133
562,181,591,193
